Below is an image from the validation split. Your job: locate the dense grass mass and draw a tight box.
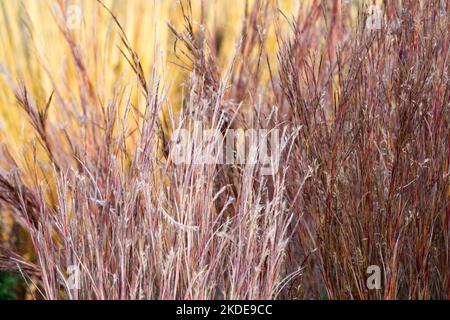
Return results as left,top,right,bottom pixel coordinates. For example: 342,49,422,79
0,0,449,299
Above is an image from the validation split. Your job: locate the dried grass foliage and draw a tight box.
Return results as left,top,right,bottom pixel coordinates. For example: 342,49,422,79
0,0,448,299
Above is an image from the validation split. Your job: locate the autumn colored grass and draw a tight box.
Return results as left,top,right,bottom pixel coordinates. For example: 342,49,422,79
0,0,448,300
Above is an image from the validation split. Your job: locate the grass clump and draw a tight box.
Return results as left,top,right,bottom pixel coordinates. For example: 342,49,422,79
0,0,448,300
